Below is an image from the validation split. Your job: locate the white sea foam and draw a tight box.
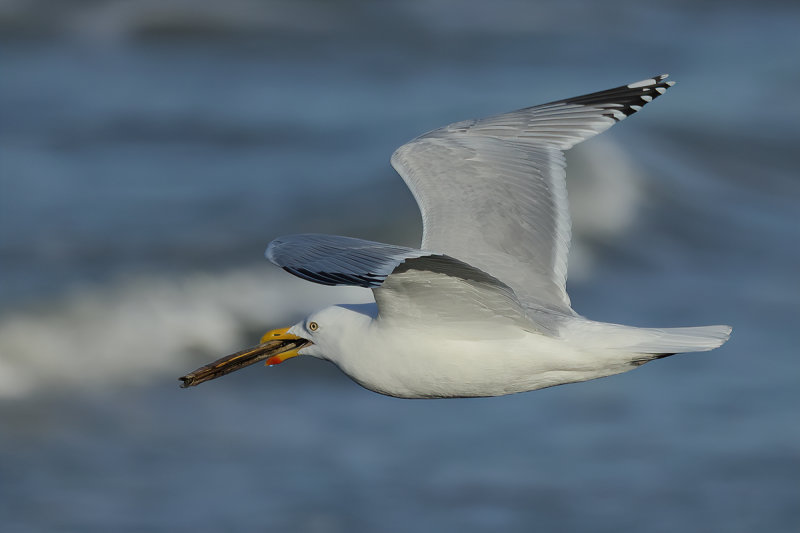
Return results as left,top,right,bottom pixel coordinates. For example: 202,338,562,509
0,269,370,399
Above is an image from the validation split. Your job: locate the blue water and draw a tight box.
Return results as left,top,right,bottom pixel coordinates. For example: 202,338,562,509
2,1,799,531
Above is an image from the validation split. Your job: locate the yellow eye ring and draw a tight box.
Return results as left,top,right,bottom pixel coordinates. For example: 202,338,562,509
308,321,319,331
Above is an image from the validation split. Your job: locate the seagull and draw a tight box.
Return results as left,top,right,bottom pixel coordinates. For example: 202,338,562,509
180,74,731,398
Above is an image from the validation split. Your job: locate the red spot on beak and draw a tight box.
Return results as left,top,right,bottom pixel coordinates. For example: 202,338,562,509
265,355,284,366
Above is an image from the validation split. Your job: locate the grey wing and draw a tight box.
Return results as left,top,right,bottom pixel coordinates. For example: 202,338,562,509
266,233,428,287
266,234,542,331
391,75,675,313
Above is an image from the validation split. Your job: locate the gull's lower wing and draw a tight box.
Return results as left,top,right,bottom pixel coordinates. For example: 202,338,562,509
391,75,675,313
266,234,542,331
267,234,429,288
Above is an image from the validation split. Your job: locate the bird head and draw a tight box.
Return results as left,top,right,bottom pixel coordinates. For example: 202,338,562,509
178,305,371,387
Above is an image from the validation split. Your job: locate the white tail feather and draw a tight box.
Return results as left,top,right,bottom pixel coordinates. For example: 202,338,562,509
624,325,732,354
568,321,732,355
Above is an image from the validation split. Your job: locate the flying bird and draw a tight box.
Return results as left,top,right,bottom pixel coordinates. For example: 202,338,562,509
180,74,731,398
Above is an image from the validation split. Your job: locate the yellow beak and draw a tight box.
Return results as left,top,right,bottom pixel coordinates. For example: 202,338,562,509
258,327,307,366
179,326,308,388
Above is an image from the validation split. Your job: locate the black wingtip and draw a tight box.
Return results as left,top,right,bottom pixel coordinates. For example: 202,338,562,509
631,352,677,366
558,74,675,122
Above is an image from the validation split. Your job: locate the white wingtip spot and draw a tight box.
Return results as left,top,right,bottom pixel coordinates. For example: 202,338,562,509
630,105,642,112
666,81,675,87
658,74,669,80
611,110,627,120
641,95,653,102
655,87,666,94
627,78,656,89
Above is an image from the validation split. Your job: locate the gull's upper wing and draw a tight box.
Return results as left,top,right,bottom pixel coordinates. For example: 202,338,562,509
391,74,675,313
266,234,542,332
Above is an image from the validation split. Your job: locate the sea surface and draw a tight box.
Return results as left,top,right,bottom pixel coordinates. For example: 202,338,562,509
1,1,799,531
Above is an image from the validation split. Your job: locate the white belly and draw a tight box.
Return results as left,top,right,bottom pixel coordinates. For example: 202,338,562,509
330,324,635,399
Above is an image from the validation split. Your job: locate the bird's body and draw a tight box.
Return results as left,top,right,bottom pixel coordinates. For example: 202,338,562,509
180,74,731,397
283,304,727,398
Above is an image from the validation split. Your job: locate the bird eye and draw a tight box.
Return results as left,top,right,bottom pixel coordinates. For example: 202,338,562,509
308,321,319,332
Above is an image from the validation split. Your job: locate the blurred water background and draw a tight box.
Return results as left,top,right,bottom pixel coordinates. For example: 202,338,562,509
1,0,799,531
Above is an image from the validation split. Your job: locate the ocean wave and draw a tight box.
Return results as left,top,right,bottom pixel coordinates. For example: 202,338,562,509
0,0,586,40
0,269,370,399
1,0,349,39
